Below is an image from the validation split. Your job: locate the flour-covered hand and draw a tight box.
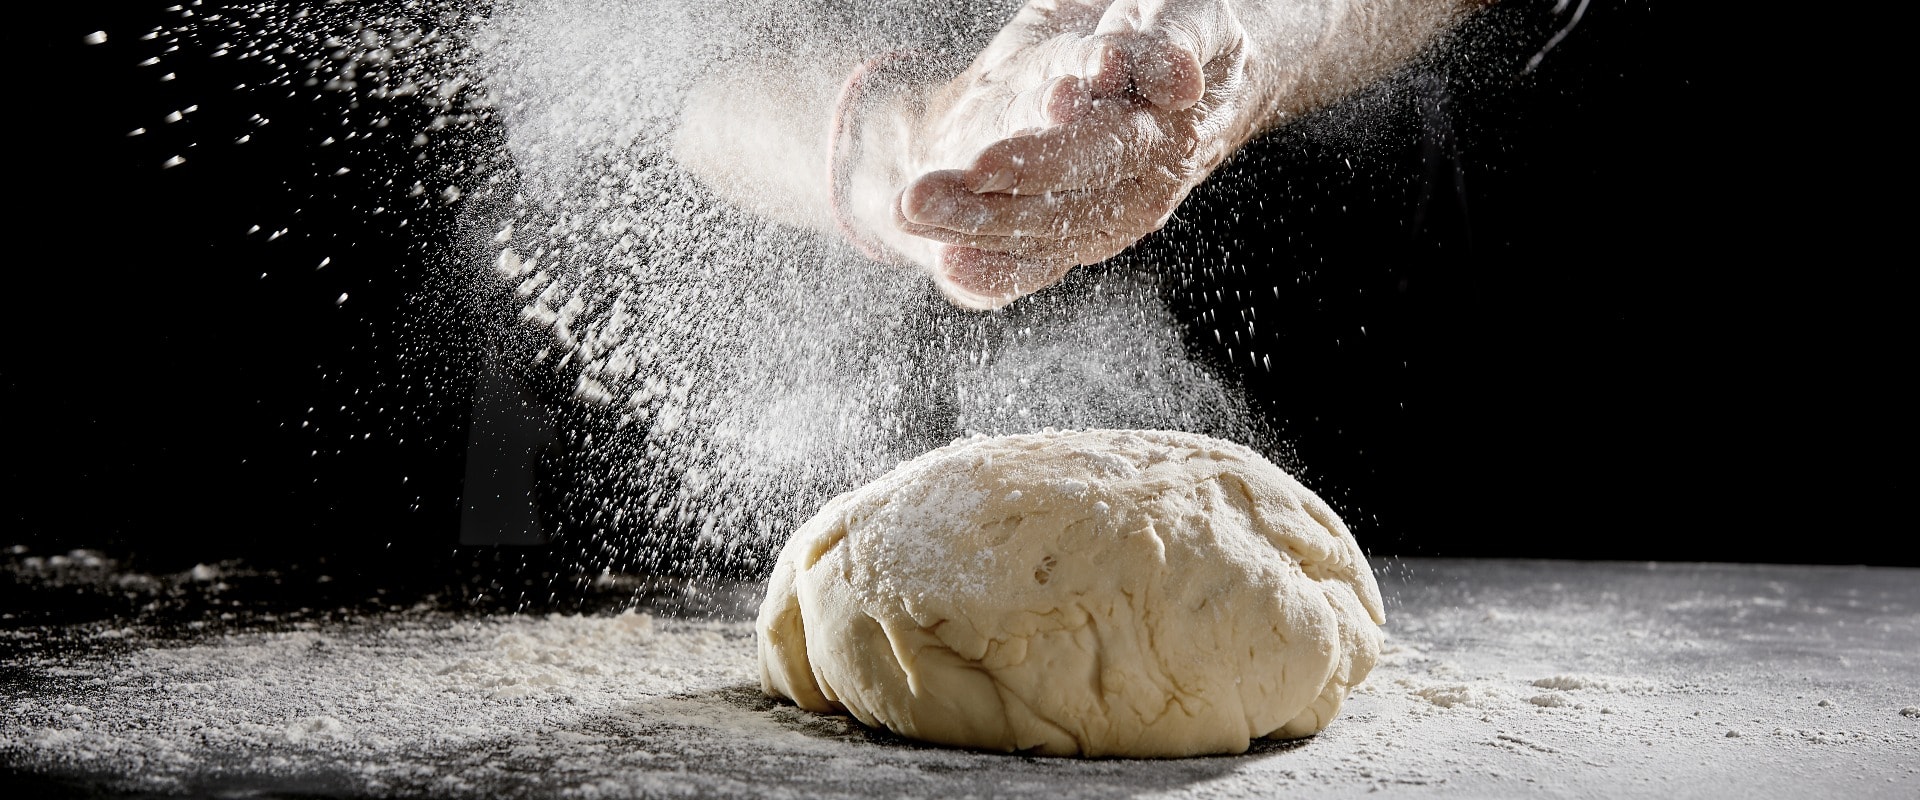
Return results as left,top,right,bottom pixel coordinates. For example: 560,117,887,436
897,0,1256,309
824,0,1483,309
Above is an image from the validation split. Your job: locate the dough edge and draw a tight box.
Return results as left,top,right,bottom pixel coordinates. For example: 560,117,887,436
757,429,1384,757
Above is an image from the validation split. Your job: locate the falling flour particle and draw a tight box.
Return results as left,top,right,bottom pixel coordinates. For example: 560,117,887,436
106,0,1283,579
458,0,1273,576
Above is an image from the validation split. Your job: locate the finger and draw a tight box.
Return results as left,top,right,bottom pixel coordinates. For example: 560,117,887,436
1033,35,1129,99
907,218,1154,283
1095,0,1243,110
934,275,1011,311
1125,35,1206,111
896,215,1118,260
1074,37,1131,98
1001,74,1094,132
901,169,1176,237
931,217,1147,309
935,247,1076,309
961,104,1179,194
979,31,1127,98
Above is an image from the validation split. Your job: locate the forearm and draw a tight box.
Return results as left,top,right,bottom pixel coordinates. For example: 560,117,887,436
672,0,1491,283
1234,0,1488,139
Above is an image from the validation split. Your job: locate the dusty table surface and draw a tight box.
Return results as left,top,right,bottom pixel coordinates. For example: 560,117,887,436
3,557,1915,798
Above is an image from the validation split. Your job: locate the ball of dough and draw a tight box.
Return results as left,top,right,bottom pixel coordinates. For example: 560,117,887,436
756,429,1383,757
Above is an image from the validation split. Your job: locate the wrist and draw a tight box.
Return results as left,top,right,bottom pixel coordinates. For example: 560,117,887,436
1235,0,1349,130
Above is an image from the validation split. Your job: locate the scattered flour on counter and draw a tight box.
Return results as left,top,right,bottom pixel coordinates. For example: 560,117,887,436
6,559,1915,798
1530,674,1601,691
1406,682,1506,710
3,610,767,794
1529,674,1663,694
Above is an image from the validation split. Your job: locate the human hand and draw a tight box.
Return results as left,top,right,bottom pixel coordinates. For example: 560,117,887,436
858,0,1259,309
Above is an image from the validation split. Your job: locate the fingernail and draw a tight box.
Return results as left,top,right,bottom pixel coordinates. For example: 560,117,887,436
909,189,959,223
971,169,1013,194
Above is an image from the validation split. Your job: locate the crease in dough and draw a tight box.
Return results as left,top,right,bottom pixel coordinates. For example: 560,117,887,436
756,429,1384,757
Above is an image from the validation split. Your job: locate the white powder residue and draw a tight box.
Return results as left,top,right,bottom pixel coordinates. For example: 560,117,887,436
4,610,768,795
97,1,1282,581
453,1,1276,578
1530,674,1597,691
5,557,1916,797
859,455,998,602
1406,682,1504,709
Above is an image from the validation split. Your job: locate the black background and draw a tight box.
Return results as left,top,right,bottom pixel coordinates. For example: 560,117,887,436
10,0,1907,584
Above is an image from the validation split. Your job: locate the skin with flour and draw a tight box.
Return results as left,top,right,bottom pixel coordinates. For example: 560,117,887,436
757,429,1384,757
676,0,1488,309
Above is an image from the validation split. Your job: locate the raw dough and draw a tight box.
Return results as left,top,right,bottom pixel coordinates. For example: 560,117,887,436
756,429,1383,757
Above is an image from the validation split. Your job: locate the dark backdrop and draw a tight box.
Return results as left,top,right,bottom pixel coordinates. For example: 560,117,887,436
10,1,1906,582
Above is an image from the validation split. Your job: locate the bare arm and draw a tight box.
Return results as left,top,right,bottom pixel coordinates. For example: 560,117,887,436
1244,0,1491,133
674,0,1489,308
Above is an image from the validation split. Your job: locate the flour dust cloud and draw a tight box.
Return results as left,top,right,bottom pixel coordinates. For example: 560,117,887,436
103,0,1278,578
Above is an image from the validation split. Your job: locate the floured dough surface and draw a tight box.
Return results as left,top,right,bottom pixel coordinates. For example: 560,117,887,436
756,429,1384,757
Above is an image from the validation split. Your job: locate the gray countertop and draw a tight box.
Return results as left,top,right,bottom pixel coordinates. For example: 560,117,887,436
4,558,1915,798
